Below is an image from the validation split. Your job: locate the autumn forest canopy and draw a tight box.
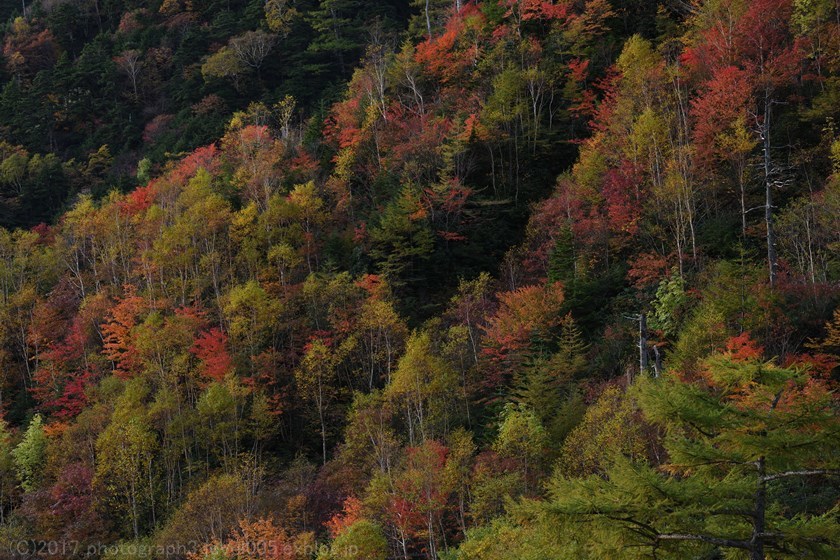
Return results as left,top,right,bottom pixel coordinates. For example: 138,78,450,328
0,0,838,559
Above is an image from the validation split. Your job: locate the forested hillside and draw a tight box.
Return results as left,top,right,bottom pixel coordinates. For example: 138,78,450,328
0,1,837,559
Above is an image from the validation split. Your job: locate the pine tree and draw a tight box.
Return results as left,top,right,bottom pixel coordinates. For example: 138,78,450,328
368,187,434,299
547,226,576,288
512,357,560,428
551,313,587,379
513,313,587,440
548,349,840,559
307,0,366,76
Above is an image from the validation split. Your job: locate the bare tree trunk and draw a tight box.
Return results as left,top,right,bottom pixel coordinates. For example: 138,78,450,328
739,168,748,239
131,481,139,539
762,94,778,289
751,457,767,560
639,313,648,374
330,8,346,75
653,345,662,377
318,377,327,465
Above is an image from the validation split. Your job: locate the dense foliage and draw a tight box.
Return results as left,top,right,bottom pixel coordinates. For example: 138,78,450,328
0,1,837,559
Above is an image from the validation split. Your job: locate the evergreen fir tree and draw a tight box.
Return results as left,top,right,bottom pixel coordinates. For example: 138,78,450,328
550,312,588,380
548,350,840,559
547,226,576,288
512,357,559,427
513,314,588,443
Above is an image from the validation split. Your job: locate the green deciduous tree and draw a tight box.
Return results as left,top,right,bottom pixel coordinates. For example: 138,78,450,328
493,403,548,488
557,385,651,478
330,519,388,560
156,473,250,549
649,271,688,339
224,281,282,367
94,380,157,539
202,47,246,87
385,330,459,445
196,377,249,469
339,390,400,479
11,413,46,492
455,500,577,560
265,0,300,37
0,416,17,522
296,336,354,464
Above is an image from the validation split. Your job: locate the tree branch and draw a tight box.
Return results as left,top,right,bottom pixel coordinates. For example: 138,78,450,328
606,515,658,538
656,533,752,549
763,469,840,482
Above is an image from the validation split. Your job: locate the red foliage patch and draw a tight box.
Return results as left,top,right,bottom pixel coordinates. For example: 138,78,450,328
191,328,234,382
